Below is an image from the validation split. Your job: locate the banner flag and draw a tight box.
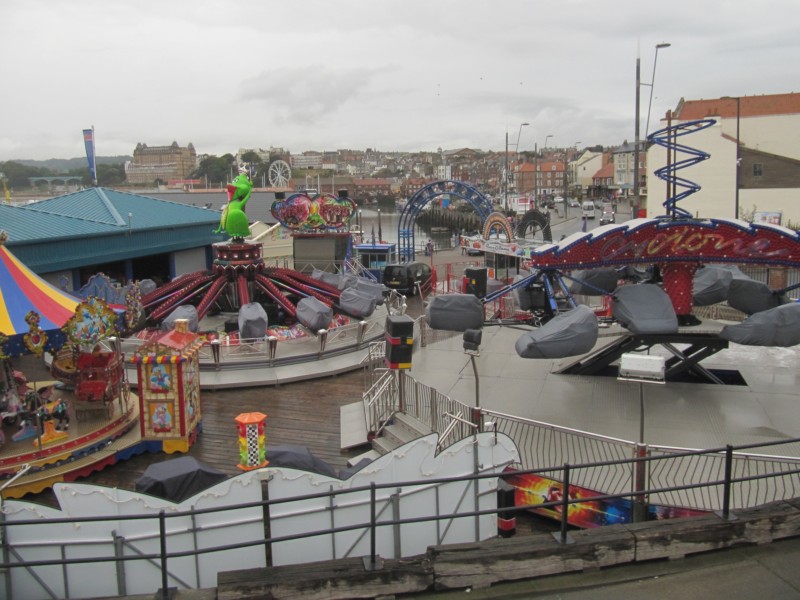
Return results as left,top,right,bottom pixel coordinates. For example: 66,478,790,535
83,127,97,185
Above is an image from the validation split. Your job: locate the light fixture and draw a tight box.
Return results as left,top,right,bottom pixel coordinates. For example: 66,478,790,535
463,329,482,354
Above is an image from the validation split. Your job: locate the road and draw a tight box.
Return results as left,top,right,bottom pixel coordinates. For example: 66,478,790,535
548,200,630,240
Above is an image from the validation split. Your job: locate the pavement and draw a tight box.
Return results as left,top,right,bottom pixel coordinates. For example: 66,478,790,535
411,536,800,599
111,534,800,599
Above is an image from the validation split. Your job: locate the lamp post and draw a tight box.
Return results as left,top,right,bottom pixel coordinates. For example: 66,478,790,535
504,123,529,212
618,352,666,522
506,123,530,210
504,131,509,211
515,122,529,160
723,96,741,219
734,96,740,220
636,42,671,219
543,136,554,201
645,43,671,139
463,329,482,411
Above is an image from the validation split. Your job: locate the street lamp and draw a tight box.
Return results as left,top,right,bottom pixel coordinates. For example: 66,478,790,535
618,352,666,522
515,122,529,158
545,134,554,148
504,122,529,212
636,42,671,219
723,96,741,219
645,43,671,139
463,329,482,410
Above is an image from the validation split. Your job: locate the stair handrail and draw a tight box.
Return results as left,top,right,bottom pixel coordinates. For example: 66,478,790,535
435,410,476,452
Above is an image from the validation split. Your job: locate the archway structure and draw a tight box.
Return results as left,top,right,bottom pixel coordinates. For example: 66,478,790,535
398,180,493,262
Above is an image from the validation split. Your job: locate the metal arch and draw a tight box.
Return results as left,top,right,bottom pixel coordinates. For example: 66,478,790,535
648,119,715,219
515,209,553,242
396,180,493,262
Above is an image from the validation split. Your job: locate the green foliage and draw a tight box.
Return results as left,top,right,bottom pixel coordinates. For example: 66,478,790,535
0,160,49,188
191,154,237,185
240,151,263,165
0,159,125,188
96,163,126,186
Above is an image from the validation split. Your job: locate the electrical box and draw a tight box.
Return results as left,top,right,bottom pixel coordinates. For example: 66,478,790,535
619,354,666,382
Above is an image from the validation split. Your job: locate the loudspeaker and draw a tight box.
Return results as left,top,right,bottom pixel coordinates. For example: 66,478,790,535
384,315,414,369
464,267,488,298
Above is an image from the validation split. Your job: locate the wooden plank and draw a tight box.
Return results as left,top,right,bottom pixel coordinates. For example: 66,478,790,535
216,556,432,600
429,525,635,590
340,401,368,449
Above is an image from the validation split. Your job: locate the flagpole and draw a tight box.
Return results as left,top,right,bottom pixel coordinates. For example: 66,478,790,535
91,125,97,187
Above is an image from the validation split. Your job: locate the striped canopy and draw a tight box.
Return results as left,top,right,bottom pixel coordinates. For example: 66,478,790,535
0,243,79,336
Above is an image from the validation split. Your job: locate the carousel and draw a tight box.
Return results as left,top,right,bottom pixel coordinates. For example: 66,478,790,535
0,236,203,499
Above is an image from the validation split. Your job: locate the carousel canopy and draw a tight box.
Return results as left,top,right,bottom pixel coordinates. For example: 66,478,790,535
0,242,79,336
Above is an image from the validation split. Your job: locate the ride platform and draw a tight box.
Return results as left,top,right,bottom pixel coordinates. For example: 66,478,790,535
0,390,142,499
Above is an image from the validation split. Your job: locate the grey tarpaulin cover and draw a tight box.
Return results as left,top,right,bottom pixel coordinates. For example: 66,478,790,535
344,278,387,306
569,269,619,295
617,265,650,282
161,304,199,332
311,268,346,289
296,296,333,331
426,294,484,331
611,284,678,334
266,444,338,478
720,302,800,346
693,266,734,306
339,288,377,317
238,302,268,339
726,278,790,315
712,264,752,280
139,278,158,297
135,456,228,503
514,304,599,359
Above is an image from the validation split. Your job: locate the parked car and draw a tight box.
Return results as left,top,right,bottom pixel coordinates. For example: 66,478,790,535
599,211,616,225
383,262,433,296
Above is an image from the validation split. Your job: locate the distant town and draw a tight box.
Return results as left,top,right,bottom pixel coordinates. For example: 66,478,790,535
2,91,799,230
1,141,626,207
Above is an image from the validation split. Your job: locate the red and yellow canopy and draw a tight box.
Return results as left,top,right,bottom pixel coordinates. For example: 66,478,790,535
0,244,79,336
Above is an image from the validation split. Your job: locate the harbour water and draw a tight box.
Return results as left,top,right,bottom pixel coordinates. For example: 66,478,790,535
355,205,461,252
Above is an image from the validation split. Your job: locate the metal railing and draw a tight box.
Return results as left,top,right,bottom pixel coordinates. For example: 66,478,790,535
107,315,388,374
3,436,800,600
365,368,800,515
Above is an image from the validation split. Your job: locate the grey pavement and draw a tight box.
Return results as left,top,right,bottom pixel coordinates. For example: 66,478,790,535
412,536,800,599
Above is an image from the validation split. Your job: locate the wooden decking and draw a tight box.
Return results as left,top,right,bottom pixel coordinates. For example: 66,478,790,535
11,354,375,506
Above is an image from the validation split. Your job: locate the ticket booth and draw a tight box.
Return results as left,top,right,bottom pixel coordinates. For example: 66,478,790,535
355,242,397,282
130,319,203,454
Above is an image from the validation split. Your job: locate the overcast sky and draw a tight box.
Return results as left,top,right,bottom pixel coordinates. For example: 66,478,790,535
2,0,797,161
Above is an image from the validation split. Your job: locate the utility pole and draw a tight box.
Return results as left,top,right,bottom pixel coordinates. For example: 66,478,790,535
504,131,509,212
633,56,641,218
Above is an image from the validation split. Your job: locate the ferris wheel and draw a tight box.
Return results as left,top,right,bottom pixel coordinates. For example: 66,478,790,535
268,159,292,188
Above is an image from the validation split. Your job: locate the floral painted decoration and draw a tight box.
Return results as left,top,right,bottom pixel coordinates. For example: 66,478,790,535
63,297,119,348
23,310,48,356
270,192,356,231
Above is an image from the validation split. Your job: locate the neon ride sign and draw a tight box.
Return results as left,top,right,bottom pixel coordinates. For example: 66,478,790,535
521,219,800,270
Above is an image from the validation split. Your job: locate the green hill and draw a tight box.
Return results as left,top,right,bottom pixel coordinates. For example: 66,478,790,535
13,156,132,172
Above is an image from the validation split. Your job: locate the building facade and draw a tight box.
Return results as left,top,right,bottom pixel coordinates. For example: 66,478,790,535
646,93,800,224
125,142,197,185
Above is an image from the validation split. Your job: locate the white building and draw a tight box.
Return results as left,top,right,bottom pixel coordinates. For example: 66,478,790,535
569,150,605,197
646,93,800,225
